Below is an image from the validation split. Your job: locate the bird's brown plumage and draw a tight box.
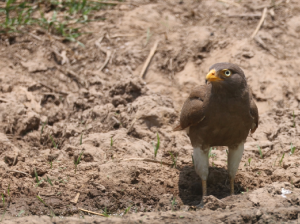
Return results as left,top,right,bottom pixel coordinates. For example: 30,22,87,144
174,62,259,198
174,62,258,148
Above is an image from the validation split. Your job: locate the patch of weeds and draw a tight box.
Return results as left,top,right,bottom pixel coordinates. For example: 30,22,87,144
169,152,177,168
36,195,46,205
102,207,110,217
241,188,249,194
49,135,58,149
171,196,177,211
208,147,216,166
0,0,111,43
41,120,47,134
1,193,6,222
17,210,25,217
248,158,252,166
279,153,285,166
74,150,84,173
110,136,113,148
153,132,160,158
34,168,44,187
124,205,131,215
49,161,53,169
36,195,55,217
46,176,53,186
257,145,263,159
290,143,296,155
293,110,295,128
80,133,83,145
208,147,216,159
192,154,194,167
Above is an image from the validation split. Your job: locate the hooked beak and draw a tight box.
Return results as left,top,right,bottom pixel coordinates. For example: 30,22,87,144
206,69,223,82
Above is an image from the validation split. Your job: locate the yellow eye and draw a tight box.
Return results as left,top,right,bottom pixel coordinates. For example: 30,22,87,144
223,70,231,77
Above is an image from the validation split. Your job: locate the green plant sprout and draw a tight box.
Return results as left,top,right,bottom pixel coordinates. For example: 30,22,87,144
154,133,160,158
74,151,84,173
169,152,177,168
257,145,263,159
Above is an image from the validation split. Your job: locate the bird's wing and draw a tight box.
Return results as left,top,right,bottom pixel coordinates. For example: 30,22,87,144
249,88,259,133
173,85,207,131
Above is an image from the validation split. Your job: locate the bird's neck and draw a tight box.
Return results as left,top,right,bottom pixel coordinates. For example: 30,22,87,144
210,83,247,98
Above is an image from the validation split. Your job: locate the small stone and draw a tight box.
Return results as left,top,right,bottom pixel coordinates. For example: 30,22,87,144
203,195,226,210
1,84,12,93
256,209,262,218
47,153,59,162
96,184,106,192
18,111,40,135
31,166,47,176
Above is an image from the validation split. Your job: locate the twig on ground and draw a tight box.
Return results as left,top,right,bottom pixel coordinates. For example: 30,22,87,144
39,81,69,95
0,98,8,103
78,208,106,217
121,158,173,166
254,36,277,57
111,116,120,124
218,0,241,7
140,40,159,79
94,35,105,47
70,193,80,204
7,169,30,176
110,34,137,38
56,67,85,87
99,50,112,71
15,54,27,62
95,40,112,71
28,32,43,41
251,8,268,39
228,14,262,18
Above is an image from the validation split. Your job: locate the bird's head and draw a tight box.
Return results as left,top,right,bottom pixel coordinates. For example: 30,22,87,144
205,62,247,92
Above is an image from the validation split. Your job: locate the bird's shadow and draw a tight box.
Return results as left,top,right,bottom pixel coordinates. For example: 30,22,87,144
178,165,245,206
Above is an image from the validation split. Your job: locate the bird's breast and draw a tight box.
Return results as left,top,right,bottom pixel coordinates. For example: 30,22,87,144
189,96,252,147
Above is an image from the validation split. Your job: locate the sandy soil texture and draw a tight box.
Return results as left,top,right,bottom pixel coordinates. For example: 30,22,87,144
1,0,300,223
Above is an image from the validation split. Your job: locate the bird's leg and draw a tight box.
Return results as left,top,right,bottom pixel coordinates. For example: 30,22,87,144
193,147,209,197
228,142,244,195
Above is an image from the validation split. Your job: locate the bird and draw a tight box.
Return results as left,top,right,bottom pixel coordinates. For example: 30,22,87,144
174,62,258,198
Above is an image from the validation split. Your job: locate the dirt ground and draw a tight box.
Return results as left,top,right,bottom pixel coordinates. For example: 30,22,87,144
1,0,300,223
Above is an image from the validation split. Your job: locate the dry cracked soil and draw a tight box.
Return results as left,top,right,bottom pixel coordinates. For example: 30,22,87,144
1,0,300,223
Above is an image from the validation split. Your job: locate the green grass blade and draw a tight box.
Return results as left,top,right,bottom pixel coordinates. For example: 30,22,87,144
49,135,58,149
154,133,160,157
34,168,39,183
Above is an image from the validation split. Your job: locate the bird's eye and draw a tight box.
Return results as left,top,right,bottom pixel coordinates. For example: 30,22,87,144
224,70,231,77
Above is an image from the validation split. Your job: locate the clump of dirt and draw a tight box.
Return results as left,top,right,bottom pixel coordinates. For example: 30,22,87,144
1,0,300,223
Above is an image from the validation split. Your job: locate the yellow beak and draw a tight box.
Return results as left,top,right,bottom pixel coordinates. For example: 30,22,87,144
206,69,223,82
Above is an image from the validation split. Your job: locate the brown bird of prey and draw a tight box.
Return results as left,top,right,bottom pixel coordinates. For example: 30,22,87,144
174,62,258,197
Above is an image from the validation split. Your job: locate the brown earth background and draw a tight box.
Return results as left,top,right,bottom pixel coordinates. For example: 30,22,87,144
1,0,300,223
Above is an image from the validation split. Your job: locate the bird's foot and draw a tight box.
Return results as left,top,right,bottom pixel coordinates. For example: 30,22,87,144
196,199,205,208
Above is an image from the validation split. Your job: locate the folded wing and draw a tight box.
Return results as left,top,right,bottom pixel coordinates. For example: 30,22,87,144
249,89,259,133
173,85,208,131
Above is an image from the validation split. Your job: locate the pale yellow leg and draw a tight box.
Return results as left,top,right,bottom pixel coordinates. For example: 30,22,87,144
228,143,244,196
202,179,207,196
230,177,234,195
